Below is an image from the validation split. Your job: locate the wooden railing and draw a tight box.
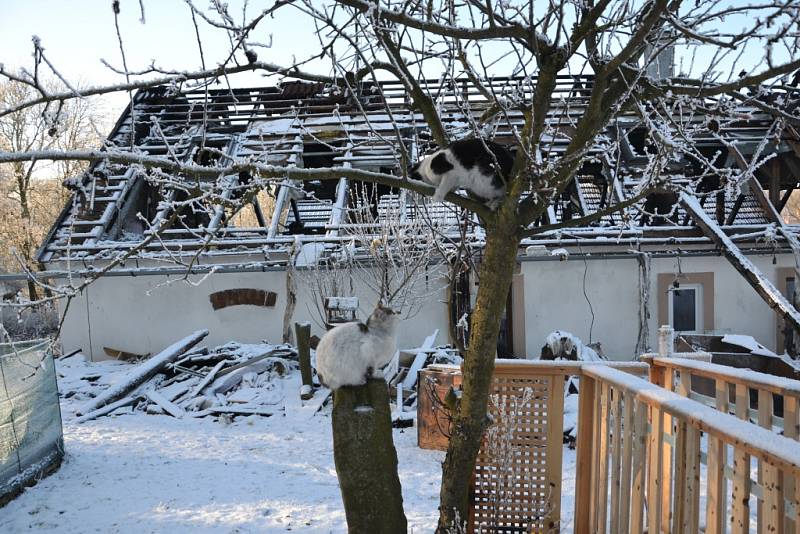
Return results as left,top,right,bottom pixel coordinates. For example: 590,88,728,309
648,356,800,534
580,363,800,534
418,357,800,533
466,360,648,533
419,360,649,533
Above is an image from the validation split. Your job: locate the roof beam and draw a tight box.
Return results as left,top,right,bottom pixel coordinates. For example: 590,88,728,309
680,192,800,334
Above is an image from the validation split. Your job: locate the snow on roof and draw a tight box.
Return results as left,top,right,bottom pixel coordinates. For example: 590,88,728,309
721,334,777,357
37,77,800,266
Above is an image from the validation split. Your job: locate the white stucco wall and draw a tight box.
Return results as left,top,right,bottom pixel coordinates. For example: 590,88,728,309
56,264,451,361
520,251,794,360
55,250,796,362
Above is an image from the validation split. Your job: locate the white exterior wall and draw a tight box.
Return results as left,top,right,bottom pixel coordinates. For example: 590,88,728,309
521,257,641,360
56,264,450,361
520,252,795,360
55,250,796,362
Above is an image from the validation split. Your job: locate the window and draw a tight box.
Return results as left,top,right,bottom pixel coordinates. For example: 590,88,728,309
776,268,797,353
657,272,714,335
668,283,703,333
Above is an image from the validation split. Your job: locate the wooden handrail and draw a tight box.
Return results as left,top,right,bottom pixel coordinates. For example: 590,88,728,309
584,364,800,477
652,356,800,398
490,359,649,376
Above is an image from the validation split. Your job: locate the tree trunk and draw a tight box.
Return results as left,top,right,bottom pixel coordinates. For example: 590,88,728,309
437,223,521,531
282,263,297,345
332,379,407,533
16,176,39,301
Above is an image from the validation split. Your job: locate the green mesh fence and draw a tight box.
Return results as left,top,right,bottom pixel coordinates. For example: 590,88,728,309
0,339,64,505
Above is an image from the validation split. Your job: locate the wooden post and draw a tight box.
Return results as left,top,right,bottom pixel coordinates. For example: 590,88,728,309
295,322,313,400
783,396,798,534
332,379,407,533
758,389,783,533
618,392,635,533
660,368,676,531
544,375,565,532
574,375,597,534
647,407,665,534
597,383,611,532
706,379,728,534
683,426,701,533
731,384,751,534
630,402,648,534
610,390,623,534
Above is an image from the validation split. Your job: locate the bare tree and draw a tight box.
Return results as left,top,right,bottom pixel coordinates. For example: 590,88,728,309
1,1,800,530
0,79,103,298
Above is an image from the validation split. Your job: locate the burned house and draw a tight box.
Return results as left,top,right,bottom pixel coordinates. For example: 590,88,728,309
37,77,800,361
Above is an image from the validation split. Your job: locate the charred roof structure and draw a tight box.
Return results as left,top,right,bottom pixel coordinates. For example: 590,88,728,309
36,76,800,361
38,76,800,263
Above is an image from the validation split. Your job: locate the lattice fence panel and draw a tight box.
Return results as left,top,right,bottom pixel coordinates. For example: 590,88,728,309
469,373,563,533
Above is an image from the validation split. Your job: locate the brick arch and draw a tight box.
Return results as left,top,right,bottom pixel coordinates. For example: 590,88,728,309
209,289,277,310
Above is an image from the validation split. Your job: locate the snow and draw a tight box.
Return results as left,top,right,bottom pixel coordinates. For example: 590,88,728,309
294,242,326,267
538,330,602,362
721,334,777,357
0,354,447,533
78,329,208,415
0,350,587,533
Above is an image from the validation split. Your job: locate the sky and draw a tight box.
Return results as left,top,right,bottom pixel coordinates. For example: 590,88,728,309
0,1,791,129
0,0,326,118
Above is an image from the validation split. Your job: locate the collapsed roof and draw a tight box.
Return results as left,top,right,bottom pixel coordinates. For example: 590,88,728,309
37,76,800,264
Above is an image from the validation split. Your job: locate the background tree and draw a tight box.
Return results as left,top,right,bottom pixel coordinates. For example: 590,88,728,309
0,79,103,299
1,1,799,530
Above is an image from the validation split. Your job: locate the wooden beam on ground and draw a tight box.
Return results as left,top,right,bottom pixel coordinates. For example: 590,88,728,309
78,330,209,415
188,360,225,398
680,193,800,333
145,389,186,418
76,394,142,423
216,348,294,377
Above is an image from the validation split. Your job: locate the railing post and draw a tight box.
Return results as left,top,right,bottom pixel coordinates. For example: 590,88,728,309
657,325,674,358
544,375,565,532
575,373,597,534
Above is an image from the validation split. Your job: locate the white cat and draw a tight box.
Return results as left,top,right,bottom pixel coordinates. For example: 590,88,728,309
315,304,401,390
409,138,514,208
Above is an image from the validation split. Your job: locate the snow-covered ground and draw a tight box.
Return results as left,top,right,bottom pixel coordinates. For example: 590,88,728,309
0,354,577,533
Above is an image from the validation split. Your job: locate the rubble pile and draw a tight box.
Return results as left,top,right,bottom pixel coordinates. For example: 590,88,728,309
68,331,305,423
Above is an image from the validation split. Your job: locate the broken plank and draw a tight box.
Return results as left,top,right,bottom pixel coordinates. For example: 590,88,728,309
188,360,226,398
76,394,142,423
401,329,439,390
78,330,209,415
300,388,332,419
191,405,278,418
680,193,800,332
216,348,295,377
145,389,186,418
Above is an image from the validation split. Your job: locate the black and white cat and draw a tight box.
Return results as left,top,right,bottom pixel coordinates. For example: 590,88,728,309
315,304,401,390
409,138,514,208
